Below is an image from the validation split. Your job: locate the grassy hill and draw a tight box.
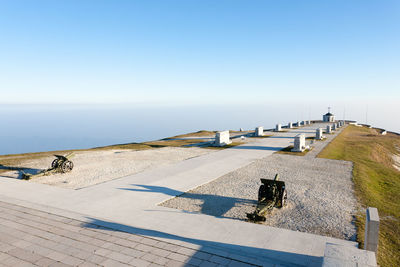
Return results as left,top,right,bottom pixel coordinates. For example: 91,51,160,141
318,125,400,267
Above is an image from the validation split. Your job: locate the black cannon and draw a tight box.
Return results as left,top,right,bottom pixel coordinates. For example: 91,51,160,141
22,153,74,180
247,174,287,222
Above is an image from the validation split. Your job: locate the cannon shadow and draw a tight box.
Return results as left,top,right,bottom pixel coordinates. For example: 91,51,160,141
0,164,42,179
119,184,256,220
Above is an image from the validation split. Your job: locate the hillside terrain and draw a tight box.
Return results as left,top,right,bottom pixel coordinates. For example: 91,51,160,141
318,125,400,267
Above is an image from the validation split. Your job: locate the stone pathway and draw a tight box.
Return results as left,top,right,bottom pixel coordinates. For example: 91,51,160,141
0,200,258,267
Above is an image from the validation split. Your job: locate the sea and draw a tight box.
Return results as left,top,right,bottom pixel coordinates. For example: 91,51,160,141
1,103,398,155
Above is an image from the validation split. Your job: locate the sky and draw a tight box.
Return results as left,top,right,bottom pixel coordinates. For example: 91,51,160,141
0,1,399,109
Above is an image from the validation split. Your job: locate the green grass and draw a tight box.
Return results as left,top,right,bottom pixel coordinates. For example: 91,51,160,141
318,125,400,267
275,145,311,156
165,130,216,139
203,141,242,150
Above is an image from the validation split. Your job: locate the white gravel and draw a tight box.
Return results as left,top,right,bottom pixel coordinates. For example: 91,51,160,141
1,147,213,189
161,127,358,240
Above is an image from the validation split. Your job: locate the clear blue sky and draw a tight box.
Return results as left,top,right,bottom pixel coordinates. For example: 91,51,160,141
0,0,399,105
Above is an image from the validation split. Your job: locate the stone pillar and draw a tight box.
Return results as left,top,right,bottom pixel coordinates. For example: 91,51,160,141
214,131,231,146
308,120,311,125
297,121,301,127
332,123,336,131
365,207,379,253
255,126,264,137
326,125,332,134
275,124,282,132
292,134,305,152
288,122,293,129
316,128,323,140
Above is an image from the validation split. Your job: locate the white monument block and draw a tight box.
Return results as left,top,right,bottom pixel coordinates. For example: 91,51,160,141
255,126,264,137
332,123,336,131
214,131,231,146
316,128,323,140
292,134,306,152
288,122,293,129
326,125,332,134
275,124,282,132
365,207,379,253
297,121,301,127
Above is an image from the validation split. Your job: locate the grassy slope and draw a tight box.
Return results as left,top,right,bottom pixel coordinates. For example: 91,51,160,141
318,125,400,267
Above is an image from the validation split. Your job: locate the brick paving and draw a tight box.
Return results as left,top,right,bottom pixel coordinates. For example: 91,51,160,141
0,200,259,267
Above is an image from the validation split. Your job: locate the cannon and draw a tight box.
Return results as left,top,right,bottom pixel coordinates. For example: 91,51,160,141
22,153,74,180
247,174,287,222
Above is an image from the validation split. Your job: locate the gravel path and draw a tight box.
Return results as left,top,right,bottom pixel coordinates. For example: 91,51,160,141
161,126,358,240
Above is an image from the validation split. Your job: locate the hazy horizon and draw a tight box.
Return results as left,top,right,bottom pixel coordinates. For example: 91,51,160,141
1,103,398,155
1,1,398,154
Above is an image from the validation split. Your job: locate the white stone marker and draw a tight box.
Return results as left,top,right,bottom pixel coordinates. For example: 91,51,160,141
214,131,231,146
275,124,282,132
292,134,306,152
308,120,311,125
297,121,301,127
332,123,336,131
326,125,332,134
255,126,264,137
316,128,323,140
365,207,379,252
288,122,293,129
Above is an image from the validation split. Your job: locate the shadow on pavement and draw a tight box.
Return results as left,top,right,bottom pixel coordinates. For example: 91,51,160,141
83,217,320,267
229,146,283,151
118,184,256,219
268,136,295,139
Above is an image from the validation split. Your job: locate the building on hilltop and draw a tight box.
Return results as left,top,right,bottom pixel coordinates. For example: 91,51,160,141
323,107,335,122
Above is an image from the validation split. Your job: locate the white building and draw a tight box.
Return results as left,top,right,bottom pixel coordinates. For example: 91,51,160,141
323,108,335,122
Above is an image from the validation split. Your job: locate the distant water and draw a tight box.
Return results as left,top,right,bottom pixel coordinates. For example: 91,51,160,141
0,104,398,155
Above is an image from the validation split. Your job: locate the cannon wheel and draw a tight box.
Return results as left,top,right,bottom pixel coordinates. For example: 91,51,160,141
61,160,74,173
278,189,287,208
51,159,59,168
258,185,265,201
